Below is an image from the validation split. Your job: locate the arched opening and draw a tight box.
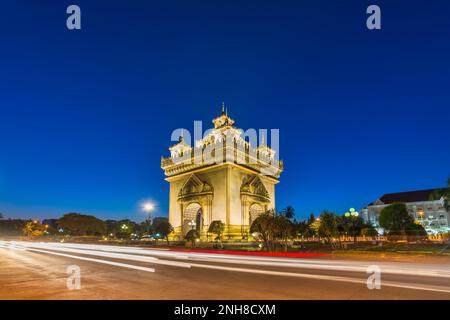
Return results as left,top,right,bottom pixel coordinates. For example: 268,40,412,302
249,203,264,226
183,203,202,236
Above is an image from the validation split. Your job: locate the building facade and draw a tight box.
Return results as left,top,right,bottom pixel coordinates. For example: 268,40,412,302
161,106,283,241
362,189,450,235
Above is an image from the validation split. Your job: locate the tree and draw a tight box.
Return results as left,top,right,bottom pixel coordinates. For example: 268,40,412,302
154,221,174,246
379,203,415,238
250,210,277,252
307,213,316,225
338,209,365,243
57,213,106,236
361,226,378,237
318,211,339,247
208,220,225,248
139,218,153,236
185,229,200,247
0,213,4,219
295,220,312,238
22,220,46,238
0,219,26,236
309,219,320,236
116,219,135,238
406,222,427,240
281,206,295,220
274,215,294,252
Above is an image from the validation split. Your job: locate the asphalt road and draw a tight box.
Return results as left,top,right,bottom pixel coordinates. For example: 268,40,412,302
0,241,449,300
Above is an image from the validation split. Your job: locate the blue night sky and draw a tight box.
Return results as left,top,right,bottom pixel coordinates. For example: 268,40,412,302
0,1,449,222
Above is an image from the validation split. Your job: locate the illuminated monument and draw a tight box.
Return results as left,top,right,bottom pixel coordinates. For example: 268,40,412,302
161,105,283,241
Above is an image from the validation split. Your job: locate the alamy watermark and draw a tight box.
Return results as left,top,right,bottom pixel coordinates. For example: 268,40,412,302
165,121,281,176
66,265,81,290
366,265,381,290
66,5,81,30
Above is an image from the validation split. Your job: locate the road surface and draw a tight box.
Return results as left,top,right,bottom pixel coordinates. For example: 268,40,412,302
0,241,449,299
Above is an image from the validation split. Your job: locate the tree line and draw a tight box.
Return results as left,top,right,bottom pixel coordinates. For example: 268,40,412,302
0,213,174,244
249,203,428,252
0,202,433,251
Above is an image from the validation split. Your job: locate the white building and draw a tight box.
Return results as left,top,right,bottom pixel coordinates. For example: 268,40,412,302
362,189,450,235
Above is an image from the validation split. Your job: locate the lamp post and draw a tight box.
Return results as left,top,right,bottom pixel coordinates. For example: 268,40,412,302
142,201,155,235
188,220,196,231
142,202,155,221
344,208,359,243
418,209,425,220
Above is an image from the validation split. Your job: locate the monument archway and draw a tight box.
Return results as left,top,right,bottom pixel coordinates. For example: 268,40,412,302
249,203,264,225
183,202,202,236
178,174,213,239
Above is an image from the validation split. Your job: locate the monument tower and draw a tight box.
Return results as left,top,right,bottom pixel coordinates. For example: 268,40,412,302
161,104,283,241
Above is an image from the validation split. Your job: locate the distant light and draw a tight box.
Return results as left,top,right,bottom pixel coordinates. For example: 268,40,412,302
142,202,155,213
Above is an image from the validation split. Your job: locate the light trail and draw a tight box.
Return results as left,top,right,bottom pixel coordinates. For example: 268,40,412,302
7,241,450,279
5,242,191,269
0,243,156,273
1,241,450,294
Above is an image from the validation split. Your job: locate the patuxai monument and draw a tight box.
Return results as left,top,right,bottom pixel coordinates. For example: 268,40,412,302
161,104,283,241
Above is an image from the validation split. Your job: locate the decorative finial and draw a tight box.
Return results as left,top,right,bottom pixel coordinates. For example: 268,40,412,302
222,102,225,114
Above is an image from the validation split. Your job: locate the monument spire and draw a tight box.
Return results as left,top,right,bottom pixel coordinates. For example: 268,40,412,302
221,102,225,115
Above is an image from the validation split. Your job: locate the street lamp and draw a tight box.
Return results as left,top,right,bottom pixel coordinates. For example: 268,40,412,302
345,208,359,218
188,220,196,231
418,209,425,219
142,202,155,213
344,208,360,243
142,201,155,223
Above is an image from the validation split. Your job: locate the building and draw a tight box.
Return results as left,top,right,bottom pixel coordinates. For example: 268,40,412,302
362,189,450,234
161,105,283,241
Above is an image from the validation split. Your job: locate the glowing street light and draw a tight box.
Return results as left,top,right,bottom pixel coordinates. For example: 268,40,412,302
345,208,359,218
141,201,156,225
188,220,196,231
418,209,425,219
142,202,155,213
344,207,360,243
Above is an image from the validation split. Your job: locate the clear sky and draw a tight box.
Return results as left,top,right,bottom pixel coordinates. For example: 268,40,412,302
0,1,449,222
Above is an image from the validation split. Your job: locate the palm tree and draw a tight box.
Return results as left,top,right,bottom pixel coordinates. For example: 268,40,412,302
281,206,295,220
250,210,277,252
274,215,294,252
